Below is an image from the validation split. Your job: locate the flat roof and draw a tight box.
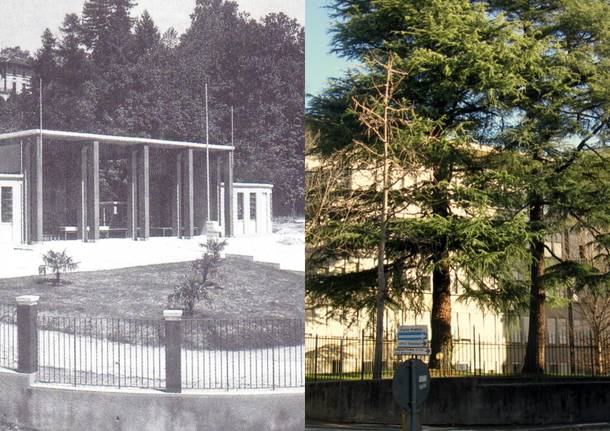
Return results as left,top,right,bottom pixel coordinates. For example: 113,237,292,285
0,129,234,151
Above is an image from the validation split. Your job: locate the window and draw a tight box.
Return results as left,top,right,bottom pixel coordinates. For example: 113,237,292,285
249,193,256,220
420,275,431,292
547,318,557,344
237,192,244,220
1,187,13,223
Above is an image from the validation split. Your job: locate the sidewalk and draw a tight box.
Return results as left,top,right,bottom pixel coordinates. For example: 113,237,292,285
306,423,610,431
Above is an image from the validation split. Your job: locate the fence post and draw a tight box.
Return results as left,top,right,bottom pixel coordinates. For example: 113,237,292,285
360,330,365,380
472,326,476,374
339,337,344,379
314,334,318,381
163,310,182,393
589,332,595,376
16,295,39,374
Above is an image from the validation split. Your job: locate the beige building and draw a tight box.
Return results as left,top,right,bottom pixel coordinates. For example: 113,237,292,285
305,150,602,375
0,57,32,101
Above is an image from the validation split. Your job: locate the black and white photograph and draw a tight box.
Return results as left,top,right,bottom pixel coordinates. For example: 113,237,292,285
0,1,304,429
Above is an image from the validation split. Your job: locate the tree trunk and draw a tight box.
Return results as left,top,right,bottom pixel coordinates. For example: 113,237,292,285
522,201,546,374
372,57,393,380
596,336,603,375
373,239,387,379
564,231,576,373
429,248,452,369
55,271,61,285
428,157,452,370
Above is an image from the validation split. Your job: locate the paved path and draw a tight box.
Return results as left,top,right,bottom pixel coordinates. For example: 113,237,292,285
0,220,304,278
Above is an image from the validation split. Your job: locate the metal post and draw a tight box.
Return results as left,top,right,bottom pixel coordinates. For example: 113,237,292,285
164,310,182,393
478,334,482,376
16,295,39,373
314,334,318,381
361,329,365,380
590,332,595,376
472,326,476,374
339,337,344,379
409,361,417,431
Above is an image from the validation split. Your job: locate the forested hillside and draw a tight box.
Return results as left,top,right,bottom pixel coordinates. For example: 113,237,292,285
0,0,304,216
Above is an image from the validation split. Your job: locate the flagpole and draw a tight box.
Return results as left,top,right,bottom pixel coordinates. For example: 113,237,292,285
39,78,43,139
205,83,210,222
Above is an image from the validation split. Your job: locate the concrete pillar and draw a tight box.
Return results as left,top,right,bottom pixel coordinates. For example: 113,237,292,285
215,156,221,223
127,149,138,240
77,145,88,242
16,295,39,373
223,151,234,237
182,149,194,238
23,141,31,244
173,152,182,238
194,152,207,234
31,136,43,242
87,141,100,241
163,310,182,393
137,145,150,240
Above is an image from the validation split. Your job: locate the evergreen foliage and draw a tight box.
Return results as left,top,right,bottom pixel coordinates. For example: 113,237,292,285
0,0,304,216
307,0,610,372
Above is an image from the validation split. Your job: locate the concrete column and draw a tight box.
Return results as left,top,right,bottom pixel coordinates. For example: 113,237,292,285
173,152,182,238
163,310,182,393
215,156,221,223
127,149,138,240
77,145,88,242
23,140,31,244
87,141,100,241
137,145,150,240
194,152,207,234
182,149,194,238
223,151,234,237
32,136,43,242
16,295,39,373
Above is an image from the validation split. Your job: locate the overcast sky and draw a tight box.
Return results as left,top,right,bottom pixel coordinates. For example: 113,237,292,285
0,0,304,54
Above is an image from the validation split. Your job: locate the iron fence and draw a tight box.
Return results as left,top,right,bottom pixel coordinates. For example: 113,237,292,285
35,314,304,390
37,316,166,388
0,303,17,370
306,331,610,381
182,319,304,389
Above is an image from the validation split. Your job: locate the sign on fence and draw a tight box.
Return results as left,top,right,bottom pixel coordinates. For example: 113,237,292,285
395,325,430,356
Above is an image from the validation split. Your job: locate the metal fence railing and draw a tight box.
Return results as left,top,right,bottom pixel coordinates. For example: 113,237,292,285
37,316,166,389
34,314,304,390
306,331,610,381
182,319,304,389
0,303,17,370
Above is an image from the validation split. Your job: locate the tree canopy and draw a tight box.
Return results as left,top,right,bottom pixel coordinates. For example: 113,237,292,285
306,0,610,373
1,0,304,216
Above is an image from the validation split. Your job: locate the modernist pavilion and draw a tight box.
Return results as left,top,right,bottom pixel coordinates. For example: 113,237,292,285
0,129,273,244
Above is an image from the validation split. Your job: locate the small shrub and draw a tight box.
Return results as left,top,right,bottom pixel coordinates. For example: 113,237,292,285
168,238,227,315
41,249,79,285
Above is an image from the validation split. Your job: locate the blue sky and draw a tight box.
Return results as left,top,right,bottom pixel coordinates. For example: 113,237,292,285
305,0,354,100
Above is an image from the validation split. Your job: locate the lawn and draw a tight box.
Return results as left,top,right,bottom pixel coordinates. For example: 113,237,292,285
0,256,304,321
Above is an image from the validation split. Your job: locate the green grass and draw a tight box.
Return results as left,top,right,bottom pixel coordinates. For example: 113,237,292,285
0,256,303,321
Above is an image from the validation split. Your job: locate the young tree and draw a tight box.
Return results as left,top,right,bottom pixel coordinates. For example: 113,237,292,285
168,239,227,315
42,250,79,285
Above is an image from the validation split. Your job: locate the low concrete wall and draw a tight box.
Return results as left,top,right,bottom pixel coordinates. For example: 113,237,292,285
306,377,610,425
0,369,304,431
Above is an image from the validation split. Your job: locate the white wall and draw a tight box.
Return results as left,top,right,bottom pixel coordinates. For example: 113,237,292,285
220,183,273,236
